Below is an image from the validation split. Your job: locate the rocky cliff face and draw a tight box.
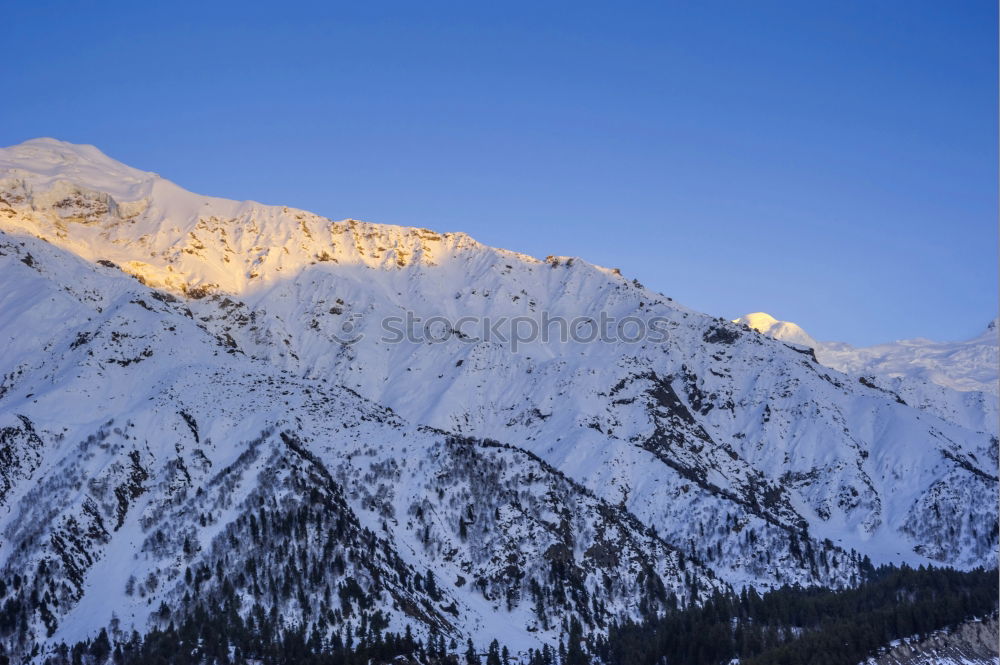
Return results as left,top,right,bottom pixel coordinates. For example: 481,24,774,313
863,616,999,665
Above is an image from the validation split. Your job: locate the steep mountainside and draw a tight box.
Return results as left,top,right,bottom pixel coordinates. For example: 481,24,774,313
0,139,996,662
0,231,727,660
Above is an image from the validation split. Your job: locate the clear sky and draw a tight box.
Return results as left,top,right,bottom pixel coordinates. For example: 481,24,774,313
3,1,996,345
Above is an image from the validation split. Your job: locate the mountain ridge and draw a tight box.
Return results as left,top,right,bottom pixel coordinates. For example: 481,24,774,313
0,139,995,662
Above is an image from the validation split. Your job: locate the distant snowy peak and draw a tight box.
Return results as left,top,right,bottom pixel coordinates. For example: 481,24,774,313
733,312,818,349
733,311,997,442
817,320,999,396
734,312,998,396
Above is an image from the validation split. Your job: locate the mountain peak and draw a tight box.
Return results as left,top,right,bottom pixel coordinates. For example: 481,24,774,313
733,312,818,349
4,137,141,170
0,138,159,202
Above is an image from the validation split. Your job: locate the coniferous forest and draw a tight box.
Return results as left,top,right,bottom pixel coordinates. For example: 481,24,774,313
22,564,997,665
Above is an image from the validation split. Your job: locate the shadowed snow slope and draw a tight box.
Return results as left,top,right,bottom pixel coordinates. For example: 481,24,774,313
0,139,996,662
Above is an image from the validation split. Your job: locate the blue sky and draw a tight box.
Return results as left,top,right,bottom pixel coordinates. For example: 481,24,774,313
3,1,996,345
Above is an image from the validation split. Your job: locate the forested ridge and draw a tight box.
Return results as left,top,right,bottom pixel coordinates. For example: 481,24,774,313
16,564,996,665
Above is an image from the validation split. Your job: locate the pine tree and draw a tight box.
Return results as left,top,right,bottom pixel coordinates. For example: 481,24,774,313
565,616,588,665
486,639,501,665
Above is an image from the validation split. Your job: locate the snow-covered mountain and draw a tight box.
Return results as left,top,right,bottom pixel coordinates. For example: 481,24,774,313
732,313,819,350
734,312,998,434
0,139,996,662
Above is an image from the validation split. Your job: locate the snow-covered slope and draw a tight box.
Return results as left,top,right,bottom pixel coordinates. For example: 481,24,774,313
0,231,729,661
735,312,998,434
818,321,998,395
0,139,996,661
